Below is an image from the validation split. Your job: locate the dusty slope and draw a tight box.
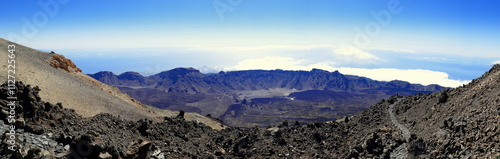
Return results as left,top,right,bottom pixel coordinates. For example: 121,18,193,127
395,64,500,157
0,38,224,130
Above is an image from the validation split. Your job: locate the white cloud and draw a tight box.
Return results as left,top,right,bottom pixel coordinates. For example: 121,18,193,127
201,45,332,52
198,45,382,65
334,46,380,60
224,56,469,87
333,67,470,88
369,48,416,53
491,60,500,65
225,56,334,71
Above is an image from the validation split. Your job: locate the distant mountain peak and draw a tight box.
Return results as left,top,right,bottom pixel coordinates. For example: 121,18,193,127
119,71,142,75
91,71,117,78
311,68,329,72
118,71,144,79
171,67,200,72
157,67,202,77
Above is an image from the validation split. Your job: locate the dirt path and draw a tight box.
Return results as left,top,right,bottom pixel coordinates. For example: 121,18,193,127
388,99,410,141
388,99,410,158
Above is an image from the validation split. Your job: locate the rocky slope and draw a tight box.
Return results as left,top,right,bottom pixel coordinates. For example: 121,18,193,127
1,65,498,158
0,38,224,130
343,64,500,158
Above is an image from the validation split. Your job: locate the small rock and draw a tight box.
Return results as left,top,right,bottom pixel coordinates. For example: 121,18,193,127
294,121,301,126
26,148,42,158
98,152,112,159
126,140,152,159
215,147,226,156
49,141,58,147
41,150,51,156
64,145,70,151
87,130,99,137
55,153,67,158
151,149,165,159
15,118,26,128
175,110,185,119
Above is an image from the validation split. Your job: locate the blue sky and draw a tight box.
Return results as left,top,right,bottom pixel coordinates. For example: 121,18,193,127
1,0,500,87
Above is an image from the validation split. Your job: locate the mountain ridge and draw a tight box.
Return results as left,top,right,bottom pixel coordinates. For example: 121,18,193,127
90,68,446,93
90,67,448,127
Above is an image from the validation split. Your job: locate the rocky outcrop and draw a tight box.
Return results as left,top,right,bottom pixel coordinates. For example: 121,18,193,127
49,54,82,73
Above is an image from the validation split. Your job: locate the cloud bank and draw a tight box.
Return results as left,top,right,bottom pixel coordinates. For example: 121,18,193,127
492,60,500,65
224,56,469,87
66,45,480,88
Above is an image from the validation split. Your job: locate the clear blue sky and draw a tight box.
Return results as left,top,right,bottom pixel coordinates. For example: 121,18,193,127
1,0,499,87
